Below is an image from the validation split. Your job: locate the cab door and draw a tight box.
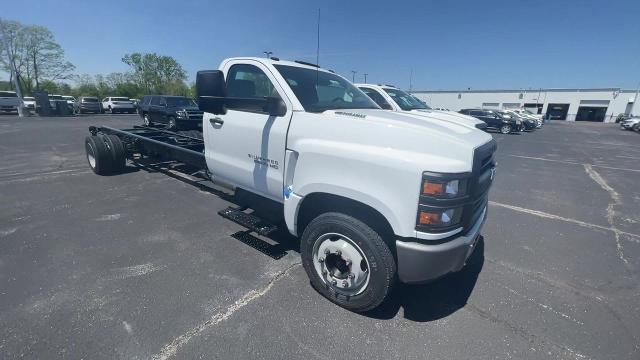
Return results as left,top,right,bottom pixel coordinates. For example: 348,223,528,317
204,60,293,202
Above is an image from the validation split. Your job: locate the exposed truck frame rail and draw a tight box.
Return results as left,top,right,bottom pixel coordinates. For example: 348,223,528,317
89,125,206,169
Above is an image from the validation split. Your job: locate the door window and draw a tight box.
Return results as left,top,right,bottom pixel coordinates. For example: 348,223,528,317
150,96,161,106
226,64,280,113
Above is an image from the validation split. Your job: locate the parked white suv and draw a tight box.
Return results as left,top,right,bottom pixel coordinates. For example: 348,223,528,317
22,96,36,111
356,84,487,130
0,91,22,114
101,97,136,114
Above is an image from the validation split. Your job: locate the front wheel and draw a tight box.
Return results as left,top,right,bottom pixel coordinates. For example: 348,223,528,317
500,124,512,134
300,212,396,312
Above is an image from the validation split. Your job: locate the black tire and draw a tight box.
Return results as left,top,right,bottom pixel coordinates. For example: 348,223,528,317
300,212,396,312
85,136,112,175
102,135,126,173
500,124,512,134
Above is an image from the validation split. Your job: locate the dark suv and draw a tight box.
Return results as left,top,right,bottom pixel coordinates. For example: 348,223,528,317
74,96,102,114
138,95,203,130
459,108,522,134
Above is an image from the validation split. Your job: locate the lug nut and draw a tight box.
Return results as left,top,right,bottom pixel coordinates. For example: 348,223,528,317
331,280,337,286
345,259,351,266
318,257,324,263
342,280,348,287
348,273,355,279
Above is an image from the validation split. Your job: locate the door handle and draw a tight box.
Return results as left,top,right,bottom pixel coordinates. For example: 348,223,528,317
210,117,224,125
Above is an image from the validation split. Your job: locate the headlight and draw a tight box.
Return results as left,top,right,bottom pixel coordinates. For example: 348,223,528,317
422,178,467,198
176,110,188,118
418,207,463,227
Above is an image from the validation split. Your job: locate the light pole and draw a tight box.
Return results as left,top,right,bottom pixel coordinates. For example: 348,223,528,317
263,51,273,59
351,70,357,83
363,73,368,84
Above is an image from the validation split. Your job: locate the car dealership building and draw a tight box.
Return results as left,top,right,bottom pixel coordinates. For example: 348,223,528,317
411,88,639,122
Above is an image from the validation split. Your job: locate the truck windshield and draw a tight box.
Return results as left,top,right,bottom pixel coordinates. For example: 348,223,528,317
274,65,379,113
0,91,17,97
383,88,429,111
166,97,196,107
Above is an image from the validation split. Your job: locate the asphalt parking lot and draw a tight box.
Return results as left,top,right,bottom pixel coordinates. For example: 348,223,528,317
1,114,639,359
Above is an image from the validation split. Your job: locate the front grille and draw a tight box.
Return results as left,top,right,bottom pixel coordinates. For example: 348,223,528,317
187,111,203,120
462,139,496,233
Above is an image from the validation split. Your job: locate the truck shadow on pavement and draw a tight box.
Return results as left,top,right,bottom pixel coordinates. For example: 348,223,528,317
366,237,485,322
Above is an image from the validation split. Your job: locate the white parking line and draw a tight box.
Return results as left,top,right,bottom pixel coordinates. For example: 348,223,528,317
509,155,640,173
151,262,301,360
488,201,640,243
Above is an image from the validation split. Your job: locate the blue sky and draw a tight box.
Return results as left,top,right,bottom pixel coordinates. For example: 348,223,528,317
3,0,640,90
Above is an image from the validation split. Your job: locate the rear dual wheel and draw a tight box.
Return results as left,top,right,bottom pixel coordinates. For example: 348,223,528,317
85,135,126,175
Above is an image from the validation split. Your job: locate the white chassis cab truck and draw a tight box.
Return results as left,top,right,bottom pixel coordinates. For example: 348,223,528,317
356,84,488,130
84,57,497,312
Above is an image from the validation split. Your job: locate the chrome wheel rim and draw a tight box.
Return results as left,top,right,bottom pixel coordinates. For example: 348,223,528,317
312,232,370,296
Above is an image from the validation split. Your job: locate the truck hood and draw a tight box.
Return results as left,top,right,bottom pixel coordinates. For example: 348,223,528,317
292,108,494,174
405,109,485,128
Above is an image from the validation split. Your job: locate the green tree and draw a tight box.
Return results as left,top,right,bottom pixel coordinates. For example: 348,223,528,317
0,18,28,95
121,52,187,94
23,25,74,91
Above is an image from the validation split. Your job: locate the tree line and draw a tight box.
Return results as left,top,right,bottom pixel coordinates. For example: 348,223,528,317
0,18,192,99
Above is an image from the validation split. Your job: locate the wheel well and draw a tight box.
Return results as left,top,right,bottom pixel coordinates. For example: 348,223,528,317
297,193,395,245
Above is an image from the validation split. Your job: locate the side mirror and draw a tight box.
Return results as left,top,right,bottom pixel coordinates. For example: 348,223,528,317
197,70,226,114
264,96,287,117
